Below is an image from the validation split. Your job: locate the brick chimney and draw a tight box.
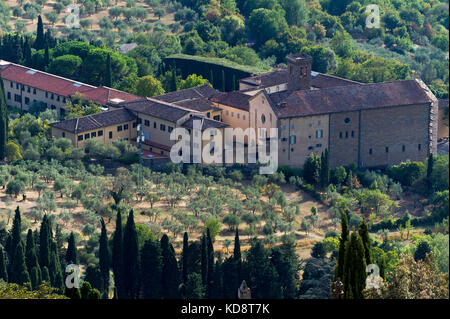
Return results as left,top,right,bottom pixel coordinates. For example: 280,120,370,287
286,54,312,91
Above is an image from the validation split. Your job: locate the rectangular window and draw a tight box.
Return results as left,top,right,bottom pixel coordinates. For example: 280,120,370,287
243,115,246,120
231,112,234,117
290,135,296,144
117,125,122,132
351,130,354,138
369,148,373,155
144,120,150,127
63,97,66,103
33,88,36,95
14,94,21,102
7,92,11,100
124,124,129,130
27,87,30,93
386,147,389,153
402,145,406,152
133,122,137,128
10,82,13,88
62,132,65,138
226,110,229,116
109,132,113,139
85,133,90,139
16,83,19,89
339,132,342,139
345,131,349,138
291,148,294,152
207,112,211,118
168,126,173,133
237,113,240,119
25,97,30,105
316,130,323,139
160,124,166,131
51,93,54,100
308,146,314,150
78,135,83,141
418,144,421,151
91,132,97,138
154,122,157,129
281,137,287,142
318,120,321,125
57,96,60,102
45,92,48,98
98,130,103,136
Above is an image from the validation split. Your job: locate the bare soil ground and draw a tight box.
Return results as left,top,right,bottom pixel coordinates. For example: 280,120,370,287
5,0,177,38
0,177,426,259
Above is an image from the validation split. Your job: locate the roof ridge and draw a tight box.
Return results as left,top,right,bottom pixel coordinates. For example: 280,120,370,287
75,117,80,133
0,59,97,89
146,97,202,114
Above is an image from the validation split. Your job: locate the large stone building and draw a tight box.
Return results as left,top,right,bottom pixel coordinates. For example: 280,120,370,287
1,54,440,169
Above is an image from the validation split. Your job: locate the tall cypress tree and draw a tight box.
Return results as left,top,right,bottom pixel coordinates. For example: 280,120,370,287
140,238,162,299
161,234,180,299
336,211,349,280
25,229,39,274
0,246,8,282
206,229,214,298
99,218,110,296
358,220,372,265
105,53,112,87
44,43,49,69
200,233,207,287
112,210,124,298
0,73,8,161
11,242,30,285
30,266,42,290
343,232,367,299
233,228,241,283
320,149,330,187
23,38,32,66
49,241,64,292
123,210,140,299
9,206,22,265
34,15,45,50
66,232,77,265
39,215,51,270
182,232,189,285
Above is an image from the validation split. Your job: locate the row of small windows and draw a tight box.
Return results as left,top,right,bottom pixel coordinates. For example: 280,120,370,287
135,118,173,133
281,130,323,143
77,130,105,141
282,144,322,153
225,110,246,121
339,131,355,139
7,82,66,103
282,120,322,131
368,144,422,155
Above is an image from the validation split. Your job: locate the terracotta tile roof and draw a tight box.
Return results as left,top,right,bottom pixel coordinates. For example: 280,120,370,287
0,61,95,97
154,83,218,103
209,91,252,111
172,98,221,112
142,139,172,152
181,116,229,130
121,98,195,122
75,86,141,107
49,107,137,133
239,69,361,89
275,79,433,118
